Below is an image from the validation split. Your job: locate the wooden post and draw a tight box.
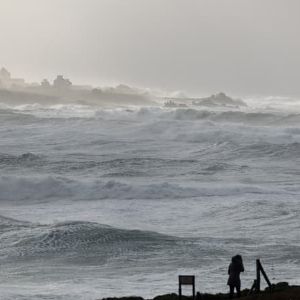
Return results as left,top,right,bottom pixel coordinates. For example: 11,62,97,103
179,281,182,300
248,280,257,296
257,260,272,290
178,275,195,300
193,282,195,299
256,259,261,292
254,259,272,294
249,260,272,295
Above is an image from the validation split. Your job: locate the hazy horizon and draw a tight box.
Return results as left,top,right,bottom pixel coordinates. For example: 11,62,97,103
1,0,300,97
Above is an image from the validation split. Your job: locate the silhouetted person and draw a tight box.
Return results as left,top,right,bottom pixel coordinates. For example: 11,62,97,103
227,255,244,298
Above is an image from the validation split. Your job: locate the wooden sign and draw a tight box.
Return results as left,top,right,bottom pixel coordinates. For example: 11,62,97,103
178,275,195,300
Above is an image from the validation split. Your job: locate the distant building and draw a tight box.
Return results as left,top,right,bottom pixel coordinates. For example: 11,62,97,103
53,75,72,89
0,67,26,88
0,67,11,88
41,79,51,88
0,67,11,81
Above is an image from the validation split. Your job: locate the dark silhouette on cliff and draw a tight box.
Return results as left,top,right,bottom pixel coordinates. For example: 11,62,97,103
227,255,244,298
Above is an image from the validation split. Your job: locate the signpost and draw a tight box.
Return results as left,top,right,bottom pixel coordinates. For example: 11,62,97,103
178,275,195,300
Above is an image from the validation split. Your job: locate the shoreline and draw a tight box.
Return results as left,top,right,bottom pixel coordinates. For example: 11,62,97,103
101,282,300,300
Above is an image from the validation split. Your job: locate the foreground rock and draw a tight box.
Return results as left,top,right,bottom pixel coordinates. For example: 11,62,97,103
101,282,300,300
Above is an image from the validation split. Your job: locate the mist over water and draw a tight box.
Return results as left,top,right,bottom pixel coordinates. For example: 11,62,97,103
0,97,300,299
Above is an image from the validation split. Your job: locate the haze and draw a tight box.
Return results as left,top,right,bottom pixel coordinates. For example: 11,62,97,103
1,0,300,96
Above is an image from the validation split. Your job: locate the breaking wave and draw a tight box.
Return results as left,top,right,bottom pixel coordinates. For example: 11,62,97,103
0,216,179,260
163,109,300,125
1,101,300,126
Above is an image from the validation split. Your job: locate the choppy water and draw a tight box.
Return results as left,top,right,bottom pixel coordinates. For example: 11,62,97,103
0,97,300,299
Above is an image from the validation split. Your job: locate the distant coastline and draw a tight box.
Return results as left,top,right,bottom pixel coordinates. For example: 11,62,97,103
0,67,250,109
0,67,157,106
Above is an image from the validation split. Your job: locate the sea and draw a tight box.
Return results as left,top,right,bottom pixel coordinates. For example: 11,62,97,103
0,96,299,299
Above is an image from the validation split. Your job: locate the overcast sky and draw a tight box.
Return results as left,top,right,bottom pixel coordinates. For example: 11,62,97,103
1,0,300,96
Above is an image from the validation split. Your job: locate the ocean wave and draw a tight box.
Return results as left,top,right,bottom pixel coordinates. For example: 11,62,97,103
0,215,32,231
0,103,97,119
0,108,39,123
0,176,199,201
0,217,178,260
169,109,300,125
94,106,300,126
0,176,290,203
2,102,300,126
0,153,43,166
233,142,300,159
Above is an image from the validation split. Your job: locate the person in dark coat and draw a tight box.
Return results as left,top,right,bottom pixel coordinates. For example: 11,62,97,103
227,255,244,298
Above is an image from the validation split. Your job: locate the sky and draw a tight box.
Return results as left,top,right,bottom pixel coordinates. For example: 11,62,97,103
1,0,300,96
